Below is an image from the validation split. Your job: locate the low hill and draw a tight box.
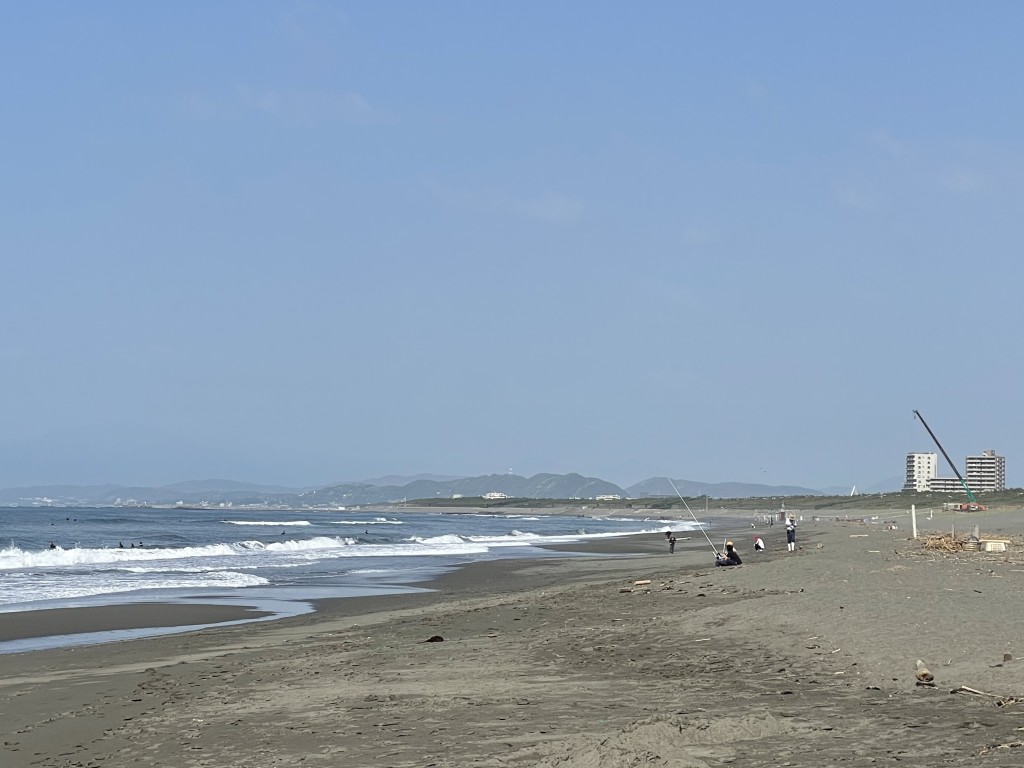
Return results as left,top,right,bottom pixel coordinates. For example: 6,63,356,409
626,477,823,499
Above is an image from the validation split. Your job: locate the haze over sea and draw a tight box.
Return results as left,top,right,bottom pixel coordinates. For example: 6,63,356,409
0,506,699,653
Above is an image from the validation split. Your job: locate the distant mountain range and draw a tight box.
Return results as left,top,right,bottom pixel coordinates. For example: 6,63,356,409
0,473,905,508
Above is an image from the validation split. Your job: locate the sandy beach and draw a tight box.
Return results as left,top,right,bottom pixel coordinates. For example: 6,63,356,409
3,509,1024,767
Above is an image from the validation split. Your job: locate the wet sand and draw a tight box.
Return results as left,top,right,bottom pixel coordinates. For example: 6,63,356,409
3,510,1024,766
0,603,274,643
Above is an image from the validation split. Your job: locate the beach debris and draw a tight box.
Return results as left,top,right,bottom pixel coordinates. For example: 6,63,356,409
422,635,445,643
920,534,962,553
915,660,934,684
633,579,652,586
950,685,1022,707
952,685,999,697
979,740,1024,755
619,587,633,593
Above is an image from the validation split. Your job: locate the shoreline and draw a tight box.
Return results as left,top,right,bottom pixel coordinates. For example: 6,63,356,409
0,504,1013,652
0,529,679,650
4,516,1024,766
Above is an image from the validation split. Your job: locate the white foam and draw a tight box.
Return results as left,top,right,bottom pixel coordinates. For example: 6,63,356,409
222,520,313,526
328,518,404,525
0,537,359,570
0,571,268,606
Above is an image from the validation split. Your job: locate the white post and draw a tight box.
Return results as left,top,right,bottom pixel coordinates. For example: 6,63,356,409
911,504,917,539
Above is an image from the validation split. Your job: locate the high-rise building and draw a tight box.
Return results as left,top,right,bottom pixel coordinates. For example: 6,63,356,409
966,449,1005,493
904,452,937,492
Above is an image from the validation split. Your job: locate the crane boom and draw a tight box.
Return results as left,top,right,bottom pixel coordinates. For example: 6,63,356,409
912,410,977,503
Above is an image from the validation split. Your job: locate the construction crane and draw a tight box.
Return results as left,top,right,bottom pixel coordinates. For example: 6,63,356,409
912,410,985,511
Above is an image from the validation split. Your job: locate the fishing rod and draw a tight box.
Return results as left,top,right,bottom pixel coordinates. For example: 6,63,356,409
667,478,721,556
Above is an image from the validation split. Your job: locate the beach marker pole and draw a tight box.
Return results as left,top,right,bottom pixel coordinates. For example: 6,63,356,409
911,504,917,540
667,478,721,556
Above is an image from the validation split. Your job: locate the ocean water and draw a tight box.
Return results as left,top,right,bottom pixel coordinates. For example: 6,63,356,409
0,506,701,652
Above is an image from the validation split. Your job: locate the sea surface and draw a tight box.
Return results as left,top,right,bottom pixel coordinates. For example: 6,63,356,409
0,506,701,653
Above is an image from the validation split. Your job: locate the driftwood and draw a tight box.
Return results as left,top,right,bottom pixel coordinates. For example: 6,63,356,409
979,740,1024,755
952,685,1000,697
920,534,962,553
951,685,1022,708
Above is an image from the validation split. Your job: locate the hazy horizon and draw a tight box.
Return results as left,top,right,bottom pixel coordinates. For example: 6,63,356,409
3,4,1021,492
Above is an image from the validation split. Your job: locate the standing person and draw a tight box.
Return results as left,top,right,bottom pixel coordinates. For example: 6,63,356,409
668,534,677,554
786,515,797,552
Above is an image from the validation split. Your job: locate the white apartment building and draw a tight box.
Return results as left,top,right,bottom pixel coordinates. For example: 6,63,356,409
966,449,1006,492
903,452,937,492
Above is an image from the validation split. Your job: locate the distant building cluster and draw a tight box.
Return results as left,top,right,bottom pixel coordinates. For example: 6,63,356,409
903,449,1006,493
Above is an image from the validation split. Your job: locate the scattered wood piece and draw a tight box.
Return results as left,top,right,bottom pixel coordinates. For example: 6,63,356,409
633,580,652,586
920,534,962,553
850,534,869,538
952,685,1000,697
619,588,633,593
979,740,1024,755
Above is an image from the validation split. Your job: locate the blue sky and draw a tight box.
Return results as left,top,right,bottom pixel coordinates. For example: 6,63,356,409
2,2,1022,490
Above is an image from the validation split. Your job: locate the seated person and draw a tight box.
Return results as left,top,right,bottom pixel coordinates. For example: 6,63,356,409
715,541,742,566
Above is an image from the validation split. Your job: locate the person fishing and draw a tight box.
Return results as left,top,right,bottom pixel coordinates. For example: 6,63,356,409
666,479,732,567
716,540,742,567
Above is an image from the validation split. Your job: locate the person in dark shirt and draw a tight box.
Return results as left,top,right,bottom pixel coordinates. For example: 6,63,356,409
716,541,742,566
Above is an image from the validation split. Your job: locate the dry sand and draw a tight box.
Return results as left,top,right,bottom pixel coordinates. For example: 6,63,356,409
3,509,1024,767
